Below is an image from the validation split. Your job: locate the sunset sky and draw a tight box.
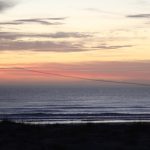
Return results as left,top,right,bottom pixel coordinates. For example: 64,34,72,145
0,0,150,86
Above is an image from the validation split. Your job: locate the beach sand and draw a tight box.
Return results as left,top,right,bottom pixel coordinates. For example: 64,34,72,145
0,120,150,150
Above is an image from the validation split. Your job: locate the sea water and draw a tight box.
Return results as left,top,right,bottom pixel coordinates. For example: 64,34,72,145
0,86,150,123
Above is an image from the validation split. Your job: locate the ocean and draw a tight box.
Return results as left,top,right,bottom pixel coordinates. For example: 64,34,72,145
0,86,150,124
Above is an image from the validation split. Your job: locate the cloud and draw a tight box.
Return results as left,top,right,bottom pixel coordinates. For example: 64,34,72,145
93,45,133,49
0,32,21,40
0,22,23,25
0,31,92,40
43,32,92,38
0,40,134,52
0,31,92,52
0,32,133,52
0,0,16,12
127,14,150,18
0,40,85,52
0,17,66,25
16,18,66,25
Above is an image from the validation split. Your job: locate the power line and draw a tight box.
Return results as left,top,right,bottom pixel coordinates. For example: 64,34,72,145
0,67,150,87
5,67,149,87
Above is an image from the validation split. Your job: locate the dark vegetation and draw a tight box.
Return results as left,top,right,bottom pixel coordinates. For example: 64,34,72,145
1,120,150,150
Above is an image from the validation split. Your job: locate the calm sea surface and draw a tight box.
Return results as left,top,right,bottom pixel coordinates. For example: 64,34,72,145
0,86,150,123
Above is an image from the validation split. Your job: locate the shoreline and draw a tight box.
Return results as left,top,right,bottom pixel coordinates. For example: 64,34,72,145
1,120,150,150
2,119,150,125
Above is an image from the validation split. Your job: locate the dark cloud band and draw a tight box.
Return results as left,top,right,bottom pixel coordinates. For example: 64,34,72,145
127,14,150,18
0,40,133,52
0,0,16,12
0,18,66,25
0,31,92,40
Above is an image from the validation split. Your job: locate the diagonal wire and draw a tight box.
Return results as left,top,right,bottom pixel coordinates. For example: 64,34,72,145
3,67,148,87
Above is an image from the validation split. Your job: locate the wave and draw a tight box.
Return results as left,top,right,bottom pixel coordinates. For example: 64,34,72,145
1,113,150,123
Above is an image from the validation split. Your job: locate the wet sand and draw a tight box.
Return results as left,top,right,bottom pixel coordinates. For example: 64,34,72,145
0,120,150,150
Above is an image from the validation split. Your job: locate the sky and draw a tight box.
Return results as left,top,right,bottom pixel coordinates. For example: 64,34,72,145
0,0,150,86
